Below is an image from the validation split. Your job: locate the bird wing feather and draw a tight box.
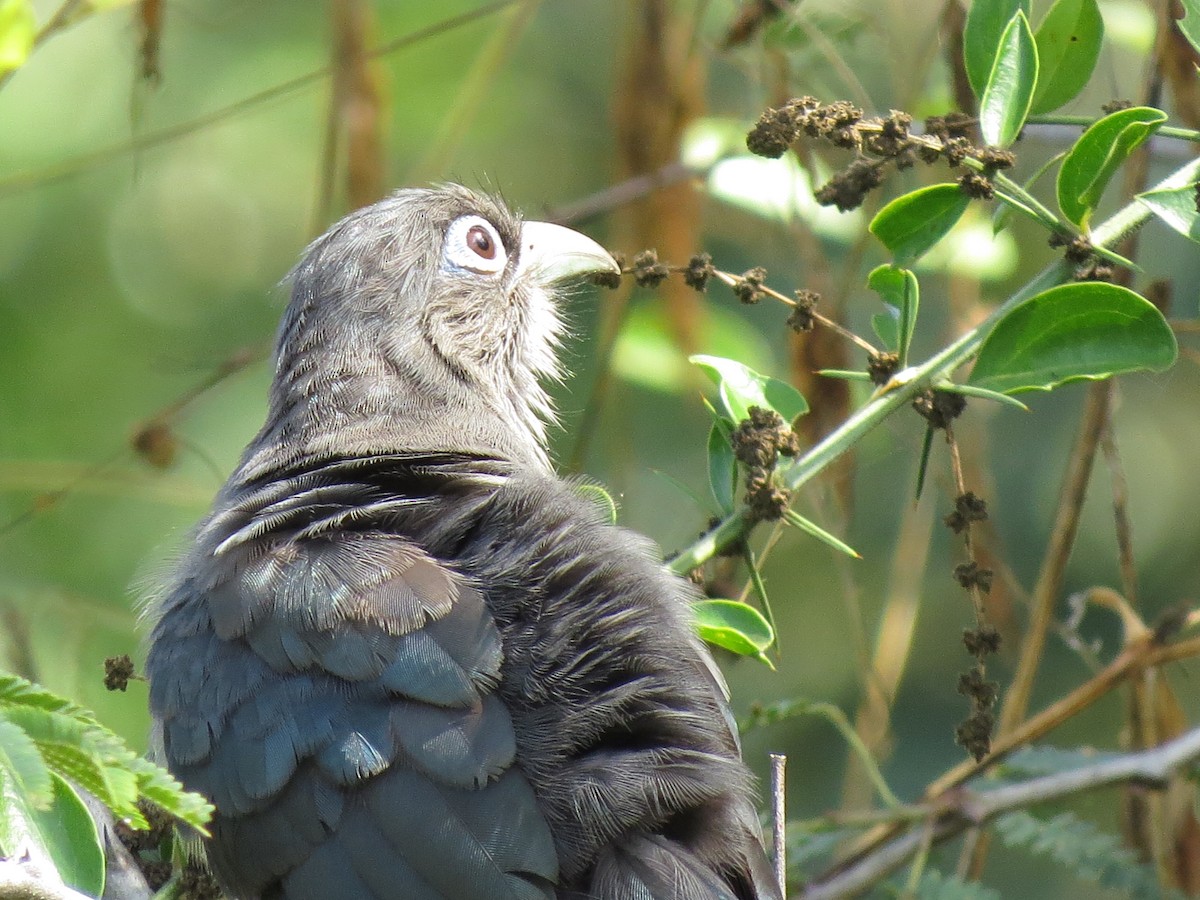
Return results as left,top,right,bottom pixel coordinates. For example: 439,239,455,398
148,506,558,900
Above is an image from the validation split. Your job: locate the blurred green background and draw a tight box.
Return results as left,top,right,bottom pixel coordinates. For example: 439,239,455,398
2,1,1199,895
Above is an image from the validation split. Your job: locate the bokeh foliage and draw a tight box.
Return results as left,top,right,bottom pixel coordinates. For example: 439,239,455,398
3,1,1200,897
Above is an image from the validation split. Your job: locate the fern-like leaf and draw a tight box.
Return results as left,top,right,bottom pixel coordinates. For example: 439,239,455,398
898,869,1002,899
0,671,212,832
995,810,1182,899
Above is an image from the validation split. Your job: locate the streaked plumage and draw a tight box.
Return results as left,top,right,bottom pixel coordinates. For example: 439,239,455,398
146,185,781,900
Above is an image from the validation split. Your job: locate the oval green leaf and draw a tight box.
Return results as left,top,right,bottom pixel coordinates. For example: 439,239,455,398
689,354,808,423
964,0,1031,99
1179,0,1200,57
867,265,919,364
1030,0,1104,114
969,282,1177,394
980,10,1039,147
869,184,969,266
1056,106,1168,228
693,599,775,665
707,419,737,515
29,775,105,897
1137,183,1200,244
0,0,35,74
871,310,899,352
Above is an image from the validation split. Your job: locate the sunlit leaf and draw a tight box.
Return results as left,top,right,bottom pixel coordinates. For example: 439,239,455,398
0,0,35,75
964,0,1031,99
969,283,1177,393
979,11,1039,147
1137,183,1200,244
692,599,774,666
867,265,919,364
0,717,51,813
1056,106,1167,228
1031,0,1104,113
869,184,969,266
690,355,808,423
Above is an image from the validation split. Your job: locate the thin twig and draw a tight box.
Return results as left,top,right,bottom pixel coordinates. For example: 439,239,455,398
827,631,1200,882
0,2,519,195
1101,410,1139,607
804,719,1200,898
996,380,1110,735
711,270,880,356
0,0,86,92
771,753,787,898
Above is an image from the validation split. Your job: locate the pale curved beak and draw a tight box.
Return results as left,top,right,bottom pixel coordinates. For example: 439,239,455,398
517,220,620,284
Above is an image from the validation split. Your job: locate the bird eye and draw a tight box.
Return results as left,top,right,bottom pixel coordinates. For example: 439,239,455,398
444,215,508,275
466,225,495,259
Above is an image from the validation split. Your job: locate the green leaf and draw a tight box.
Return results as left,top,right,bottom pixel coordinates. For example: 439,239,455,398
707,419,736,515
869,184,969,266
692,600,774,666
969,282,1177,394
870,310,899,351
964,0,1030,99
127,756,212,833
1030,0,1104,114
915,423,934,501
782,509,861,558
867,265,919,364
0,672,213,833
0,0,34,75
1056,106,1168,228
0,771,105,898
934,381,1030,410
902,869,1002,900
997,744,1119,778
689,355,808,423
27,775,105,897
979,10,1039,147
1178,0,1200,57
0,716,52,811
1137,183,1200,244
993,150,1066,234
995,811,1173,898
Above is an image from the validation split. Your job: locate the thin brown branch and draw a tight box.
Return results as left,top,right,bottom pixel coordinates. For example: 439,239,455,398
0,2,518,196
1101,408,1139,607
805,716,1200,899
998,380,1109,735
827,631,1200,882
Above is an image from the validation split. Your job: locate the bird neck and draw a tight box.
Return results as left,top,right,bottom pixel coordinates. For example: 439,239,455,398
233,344,554,485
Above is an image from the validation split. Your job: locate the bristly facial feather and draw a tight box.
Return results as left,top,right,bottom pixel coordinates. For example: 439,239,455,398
237,185,570,481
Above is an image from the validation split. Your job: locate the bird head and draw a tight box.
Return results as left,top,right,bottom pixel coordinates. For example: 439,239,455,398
243,185,619,478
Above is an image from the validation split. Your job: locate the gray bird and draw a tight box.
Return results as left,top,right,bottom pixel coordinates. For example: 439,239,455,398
146,185,782,900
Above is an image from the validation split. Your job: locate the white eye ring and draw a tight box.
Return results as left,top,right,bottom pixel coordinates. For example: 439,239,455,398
443,215,508,275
